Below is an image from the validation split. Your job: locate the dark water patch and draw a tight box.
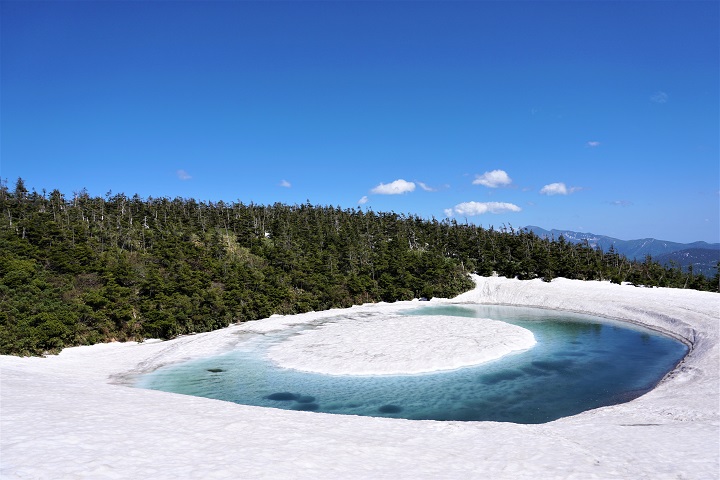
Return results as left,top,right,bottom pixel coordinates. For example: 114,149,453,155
480,369,524,385
520,365,553,376
557,351,586,357
378,404,403,413
296,395,316,404
206,368,224,373
531,359,574,372
265,392,299,401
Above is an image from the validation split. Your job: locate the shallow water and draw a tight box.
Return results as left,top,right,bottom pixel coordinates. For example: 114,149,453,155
135,305,687,424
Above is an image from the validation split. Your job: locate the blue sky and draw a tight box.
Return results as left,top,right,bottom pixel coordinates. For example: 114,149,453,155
2,1,718,243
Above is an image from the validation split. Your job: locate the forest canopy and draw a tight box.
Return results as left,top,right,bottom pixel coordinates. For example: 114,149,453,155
1,178,717,356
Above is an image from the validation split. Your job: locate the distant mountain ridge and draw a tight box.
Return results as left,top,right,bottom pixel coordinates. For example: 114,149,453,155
524,226,720,277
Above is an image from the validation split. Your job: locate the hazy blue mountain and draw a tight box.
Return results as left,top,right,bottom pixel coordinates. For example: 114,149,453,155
654,249,720,277
524,226,720,277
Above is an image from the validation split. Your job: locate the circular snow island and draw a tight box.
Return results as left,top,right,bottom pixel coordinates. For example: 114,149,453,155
266,314,536,376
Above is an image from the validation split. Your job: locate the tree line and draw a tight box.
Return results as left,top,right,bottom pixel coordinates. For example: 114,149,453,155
1,178,717,356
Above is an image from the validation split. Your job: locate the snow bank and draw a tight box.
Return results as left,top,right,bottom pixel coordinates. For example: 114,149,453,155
266,315,536,375
1,276,718,479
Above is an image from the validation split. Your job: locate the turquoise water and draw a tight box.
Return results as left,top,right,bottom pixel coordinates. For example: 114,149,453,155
135,305,687,424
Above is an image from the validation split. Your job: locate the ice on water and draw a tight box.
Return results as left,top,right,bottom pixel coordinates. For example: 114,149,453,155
266,314,536,375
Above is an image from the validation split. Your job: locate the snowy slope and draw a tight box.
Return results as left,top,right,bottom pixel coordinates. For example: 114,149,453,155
1,277,718,479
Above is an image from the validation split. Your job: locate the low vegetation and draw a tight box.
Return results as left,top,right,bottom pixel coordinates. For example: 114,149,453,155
1,178,717,356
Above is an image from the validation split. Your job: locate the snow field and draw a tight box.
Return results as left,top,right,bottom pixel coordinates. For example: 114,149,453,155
1,276,718,479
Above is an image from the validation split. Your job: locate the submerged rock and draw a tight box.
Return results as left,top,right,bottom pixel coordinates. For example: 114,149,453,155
480,369,524,385
531,359,574,372
265,392,299,401
378,404,403,413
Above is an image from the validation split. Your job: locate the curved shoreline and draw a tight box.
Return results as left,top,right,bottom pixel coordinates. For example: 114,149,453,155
453,300,697,354
1,276,718,479
447,277,715,395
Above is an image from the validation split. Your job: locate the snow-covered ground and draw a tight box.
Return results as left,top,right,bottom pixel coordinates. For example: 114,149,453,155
266,314,536,375
1,276,718,479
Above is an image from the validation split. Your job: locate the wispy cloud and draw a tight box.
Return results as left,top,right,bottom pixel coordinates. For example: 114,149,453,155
445,201,522,217
651,91,668,104
540,182,581,195
176,169,192,180
416,181,435,192
586,141,601,148
609,200,633,207
358,195,369,205
472,170,512,188
279,179,291,188
370,179,416,195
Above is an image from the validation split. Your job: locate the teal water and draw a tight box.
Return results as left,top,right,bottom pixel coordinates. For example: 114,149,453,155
135,305,687,424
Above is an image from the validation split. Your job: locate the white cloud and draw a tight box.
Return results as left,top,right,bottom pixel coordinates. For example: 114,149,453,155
417,181,435,192
472,170,512,188
370,179,416,195
358,196,368,205
279,179,291,188
610,200,633,207
587,141,601,148
540,182,581,195
446,201,522,216
176,170,192,180
651,91,668,104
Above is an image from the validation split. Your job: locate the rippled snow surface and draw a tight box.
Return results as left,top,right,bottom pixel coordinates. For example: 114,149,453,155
136,305,687,424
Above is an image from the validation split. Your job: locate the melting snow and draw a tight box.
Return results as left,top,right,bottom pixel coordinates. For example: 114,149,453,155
1,276,718,479
267,315,536,375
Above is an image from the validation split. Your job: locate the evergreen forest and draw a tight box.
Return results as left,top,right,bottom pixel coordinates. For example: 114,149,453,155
1,178,717,356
